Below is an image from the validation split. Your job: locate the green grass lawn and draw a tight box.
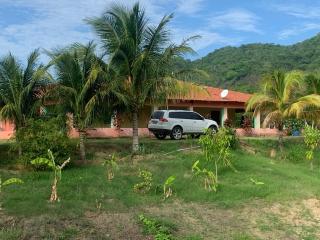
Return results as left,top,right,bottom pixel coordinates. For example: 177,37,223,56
1,137,320,239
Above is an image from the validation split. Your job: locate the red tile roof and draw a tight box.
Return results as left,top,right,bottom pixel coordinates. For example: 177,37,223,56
169,84,252,103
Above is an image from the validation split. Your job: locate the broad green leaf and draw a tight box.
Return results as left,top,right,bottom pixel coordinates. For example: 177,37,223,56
2,178,24,186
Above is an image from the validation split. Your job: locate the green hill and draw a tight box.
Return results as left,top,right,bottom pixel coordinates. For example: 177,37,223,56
182,33,320,93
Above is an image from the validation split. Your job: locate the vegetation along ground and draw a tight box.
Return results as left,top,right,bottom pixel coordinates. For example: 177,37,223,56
1,137,320,240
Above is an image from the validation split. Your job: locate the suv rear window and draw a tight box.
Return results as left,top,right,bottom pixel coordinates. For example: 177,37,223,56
151,111,164,119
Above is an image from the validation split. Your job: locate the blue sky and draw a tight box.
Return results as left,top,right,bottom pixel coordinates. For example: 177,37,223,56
1,0,320,62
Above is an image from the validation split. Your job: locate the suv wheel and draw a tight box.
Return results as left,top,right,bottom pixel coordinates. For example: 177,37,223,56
154,133,167,140
209,125,218,133
170,126,183,140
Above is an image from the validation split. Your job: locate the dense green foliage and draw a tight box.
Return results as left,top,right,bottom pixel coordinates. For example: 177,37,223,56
304,125,320,170
14,117,71,166
0,50,49,137
48,42,123,161
176,34,320,92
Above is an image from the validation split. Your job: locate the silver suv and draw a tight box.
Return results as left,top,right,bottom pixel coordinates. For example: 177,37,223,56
148,110,219,140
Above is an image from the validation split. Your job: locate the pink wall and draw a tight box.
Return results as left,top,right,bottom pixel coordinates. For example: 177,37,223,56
69,127,152,138
236,128,280,137
0,121,14,139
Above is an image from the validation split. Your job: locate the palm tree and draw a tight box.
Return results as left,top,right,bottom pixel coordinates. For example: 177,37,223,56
48,42,123,162
0,50,49,155
246,70,320,148
88,3,201,152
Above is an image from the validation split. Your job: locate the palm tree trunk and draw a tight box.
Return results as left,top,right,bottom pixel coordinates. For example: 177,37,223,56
132,110,139,153
278,131,284,152
278,122,284,152
79,130,86,162
18,145,22,157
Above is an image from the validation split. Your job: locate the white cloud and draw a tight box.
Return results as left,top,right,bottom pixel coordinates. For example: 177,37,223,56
209,9,262,34
0,0,241,63
274,4,320,19
171,28,241,52
279,23,320,39
176,0,204,14
0,0,168,62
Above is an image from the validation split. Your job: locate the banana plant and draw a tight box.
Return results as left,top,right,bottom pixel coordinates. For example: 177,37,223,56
192,160,217,192
31,149,70,202
163,175,176,199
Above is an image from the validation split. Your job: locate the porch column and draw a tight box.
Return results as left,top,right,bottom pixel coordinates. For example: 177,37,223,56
220,107,228,126
253,111,261,129
189,105,194,111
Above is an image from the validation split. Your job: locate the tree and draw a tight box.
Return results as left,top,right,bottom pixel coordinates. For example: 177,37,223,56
246,70,320,148
48,42,123,162
0,50,49,155
88,3,201,152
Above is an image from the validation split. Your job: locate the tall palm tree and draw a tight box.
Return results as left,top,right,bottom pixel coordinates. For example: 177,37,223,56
246,70,320,148
0,50,49,155
48,42,123,162
88,2,201,152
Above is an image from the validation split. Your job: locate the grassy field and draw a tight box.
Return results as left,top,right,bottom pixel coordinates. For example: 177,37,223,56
1,137,320,239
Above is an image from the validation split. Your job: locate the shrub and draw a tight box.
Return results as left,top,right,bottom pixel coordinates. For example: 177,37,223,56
304,125,320,170
14,117,72,166
197,128,234,191
134,169,153,193
138,214,175,240
102,153,119,180
241,117,253,135
285,118,304,136
223,118,233,128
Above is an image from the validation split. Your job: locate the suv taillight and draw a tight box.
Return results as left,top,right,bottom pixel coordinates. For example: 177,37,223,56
159,118,168,122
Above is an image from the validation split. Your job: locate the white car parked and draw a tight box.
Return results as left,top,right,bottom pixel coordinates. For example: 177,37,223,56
148,110,219,140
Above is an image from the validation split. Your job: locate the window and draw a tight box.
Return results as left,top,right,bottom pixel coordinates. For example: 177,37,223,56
190,112,204,120
151,111,164,119
169,112,185,119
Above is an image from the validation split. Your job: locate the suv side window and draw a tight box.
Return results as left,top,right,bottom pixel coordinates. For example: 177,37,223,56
190,112,204,120
169,112,184,119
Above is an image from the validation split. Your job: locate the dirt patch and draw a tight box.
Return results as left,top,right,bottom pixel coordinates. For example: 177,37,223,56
145,200,250,239
0,211,149,240
85,211,151,240
144,199,320,240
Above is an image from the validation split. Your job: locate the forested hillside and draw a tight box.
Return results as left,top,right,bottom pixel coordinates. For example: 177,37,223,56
181,33,320,93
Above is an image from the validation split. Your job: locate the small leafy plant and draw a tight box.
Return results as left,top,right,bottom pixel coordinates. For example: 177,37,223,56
138,214,175,240
192,160,217,192
250,178,265,185
197,128,234,191
304,125,320,170
0,177,23,194
31,149,70,202
102,153,118,180
163,176,176,199
134,169,153,193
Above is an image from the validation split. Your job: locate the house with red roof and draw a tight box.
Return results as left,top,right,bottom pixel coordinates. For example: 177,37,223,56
0,84,275,139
